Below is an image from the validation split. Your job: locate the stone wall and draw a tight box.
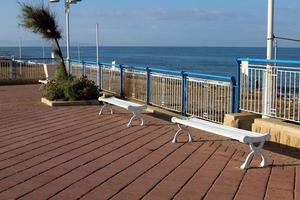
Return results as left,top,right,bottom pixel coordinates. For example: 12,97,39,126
252,118,300,148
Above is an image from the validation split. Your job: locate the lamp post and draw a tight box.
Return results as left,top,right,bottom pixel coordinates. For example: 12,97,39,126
49,0,82,75
266,0,274,60
263,0,274,118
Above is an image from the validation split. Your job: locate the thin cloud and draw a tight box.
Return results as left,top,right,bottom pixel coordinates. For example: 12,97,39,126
78,8,256,23
278,6,300,12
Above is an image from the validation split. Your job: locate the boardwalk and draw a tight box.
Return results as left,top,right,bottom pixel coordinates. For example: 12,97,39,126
0,84,299,200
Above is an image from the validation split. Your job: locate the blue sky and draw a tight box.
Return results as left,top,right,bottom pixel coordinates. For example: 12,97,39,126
0,0,300,47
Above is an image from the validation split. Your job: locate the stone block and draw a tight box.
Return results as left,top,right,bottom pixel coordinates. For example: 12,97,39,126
252,118,300,148
224,112,261,130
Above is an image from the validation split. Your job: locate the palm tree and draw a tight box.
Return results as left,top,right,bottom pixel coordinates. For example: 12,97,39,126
19,2,68,79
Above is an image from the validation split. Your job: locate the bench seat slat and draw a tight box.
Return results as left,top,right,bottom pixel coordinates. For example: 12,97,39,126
171,117,270,169
98,97,146,110
98,96,147,127
172,117,270,143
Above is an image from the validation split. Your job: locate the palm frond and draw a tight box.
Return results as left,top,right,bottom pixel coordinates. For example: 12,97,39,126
19,2,67,79
19,2,62,40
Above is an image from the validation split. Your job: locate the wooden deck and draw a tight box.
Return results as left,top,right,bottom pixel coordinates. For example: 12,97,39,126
0,84,299,200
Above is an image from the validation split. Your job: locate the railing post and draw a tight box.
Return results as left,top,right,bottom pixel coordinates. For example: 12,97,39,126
233,59,242,113
9,59,13,79
146,67,151,104
98,62,102,89
231,76,239,113
11,60,16,80
181,71,187,115
120,64,124,98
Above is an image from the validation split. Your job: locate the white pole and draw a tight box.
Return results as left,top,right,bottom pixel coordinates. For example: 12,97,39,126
267,0,274,60
65,0,71,75
19,38,22,75
19,39,22,61
42,42,45,62
274,38,277,61
263,0,275,117
77,43,81,60
96,23,100,86
96,23,100,64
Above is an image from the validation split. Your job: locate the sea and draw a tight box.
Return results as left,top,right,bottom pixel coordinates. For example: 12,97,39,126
1,46,300,77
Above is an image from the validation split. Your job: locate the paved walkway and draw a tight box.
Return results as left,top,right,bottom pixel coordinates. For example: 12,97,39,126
0,84,299,200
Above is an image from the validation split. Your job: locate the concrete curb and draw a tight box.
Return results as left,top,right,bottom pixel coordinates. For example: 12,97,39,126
41,97,99,107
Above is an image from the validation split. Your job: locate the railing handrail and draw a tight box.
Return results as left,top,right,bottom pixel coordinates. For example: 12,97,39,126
237,57,300,65
13,57,234,83
14,57,55,61
69,58,234,83
1,56,239,121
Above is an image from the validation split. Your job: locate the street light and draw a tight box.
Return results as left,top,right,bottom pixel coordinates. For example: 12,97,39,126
262,0,274,118
49,0,82,75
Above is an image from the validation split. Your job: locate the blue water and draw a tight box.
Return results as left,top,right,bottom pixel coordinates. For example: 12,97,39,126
1,46,300,76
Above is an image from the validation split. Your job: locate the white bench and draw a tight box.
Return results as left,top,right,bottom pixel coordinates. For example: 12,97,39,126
171,117,271,169
98,97,147,127
39,79,49,84
38,64,50,89
38,63,58,89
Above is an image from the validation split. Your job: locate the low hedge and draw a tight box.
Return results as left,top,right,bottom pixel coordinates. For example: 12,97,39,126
42,76,99,101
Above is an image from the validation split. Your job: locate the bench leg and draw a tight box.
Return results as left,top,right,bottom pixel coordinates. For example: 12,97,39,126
241,141,267,170
99,103,113,115
172,124,193,144
127,110,145,127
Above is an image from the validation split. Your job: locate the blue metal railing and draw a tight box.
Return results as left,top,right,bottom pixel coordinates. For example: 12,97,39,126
237,58,300,65
69,59,238,123
8,56,300,124
2,57,239,123
238,57,300,124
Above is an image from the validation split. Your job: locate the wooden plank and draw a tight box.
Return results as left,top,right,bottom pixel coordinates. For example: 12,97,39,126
203,151,246,200
264,165,296,200
173,144,236,200
233,160,273,200
0,125,168,199
112,142,220,200
78,142,198,200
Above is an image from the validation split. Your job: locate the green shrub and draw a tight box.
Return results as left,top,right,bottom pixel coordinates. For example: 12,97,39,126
72,76,99,100
42,80,64,101
42,76,100,101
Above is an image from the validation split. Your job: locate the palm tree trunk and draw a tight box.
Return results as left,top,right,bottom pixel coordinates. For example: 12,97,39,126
54,38,68,78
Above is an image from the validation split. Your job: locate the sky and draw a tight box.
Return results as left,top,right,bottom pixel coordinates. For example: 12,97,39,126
0,0,300,47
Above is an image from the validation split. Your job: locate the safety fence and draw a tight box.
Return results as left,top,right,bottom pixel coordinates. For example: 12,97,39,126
238,58,300,123
0,58,46,82
4,56,300,124
70,59,238,123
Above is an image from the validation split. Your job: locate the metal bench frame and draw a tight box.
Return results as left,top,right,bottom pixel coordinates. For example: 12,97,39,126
98,97,147,127
171,117,271,169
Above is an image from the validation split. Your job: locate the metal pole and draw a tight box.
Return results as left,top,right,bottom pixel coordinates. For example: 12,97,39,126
19,38,22,75
274,38,277,61
181,71,187,115
263,0,274,117
77,43,80,60
65,0,71,75
19,39,22,60
120,65,124,98
96,23,99,65
42,42,45,63
267,0,274,60
96,23,100,86
146,67,151,104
